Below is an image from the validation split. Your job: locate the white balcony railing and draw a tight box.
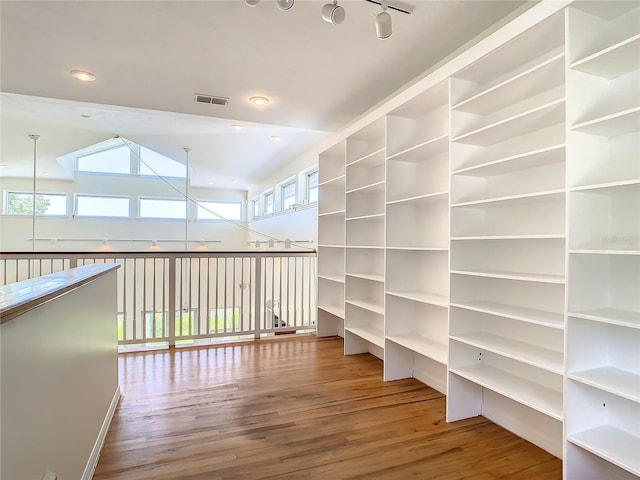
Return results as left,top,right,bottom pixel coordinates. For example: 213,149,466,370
0,251,317,348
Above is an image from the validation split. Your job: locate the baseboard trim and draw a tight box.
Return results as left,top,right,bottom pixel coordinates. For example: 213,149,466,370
81,386,121,480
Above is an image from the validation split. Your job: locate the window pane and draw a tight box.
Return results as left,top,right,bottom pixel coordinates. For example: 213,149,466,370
140,147,187,178
197,201,242,220
76,195,130,217
307,171,319,203
6,192,67,216
140,198,186,219
282,182,296,209
265,192,274,215
77,146,130,174
253,200,259,218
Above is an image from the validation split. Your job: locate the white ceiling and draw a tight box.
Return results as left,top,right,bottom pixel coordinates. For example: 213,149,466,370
0,0,529,190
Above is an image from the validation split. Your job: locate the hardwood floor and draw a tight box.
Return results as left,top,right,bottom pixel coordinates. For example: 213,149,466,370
93,335,561,480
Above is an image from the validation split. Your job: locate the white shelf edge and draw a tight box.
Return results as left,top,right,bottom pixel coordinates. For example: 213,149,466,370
386,334,448,365
386,290,449,308
450,269,565,284
451,98,565,144
570,33,640,71
317,244,345,248
386,134,449,161
450,333,564,375
345,272,384,283
568,369,640,404
452,52,565,111
450,301,564,330
448,365,563,421
569,179,640,192
346,147,386,167
318,209,346,217
345,326,385,348
318,305,345,319
567,427,640,477
451,234,565,241
386,246,449,251
451,188,564,208
451,143,566,176
346,180,385,195
569,249,640,256
318,274,345,284
568,309,640,330
345,299,385,315
345,245,385,250
345,213,385,221
386,191,448,206
571,106,640,132
318,174,346,187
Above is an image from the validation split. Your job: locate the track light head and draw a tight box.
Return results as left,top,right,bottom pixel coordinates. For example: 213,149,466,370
375,7,392,39
322,1,345,25
276,0,294,11
245,0,260,5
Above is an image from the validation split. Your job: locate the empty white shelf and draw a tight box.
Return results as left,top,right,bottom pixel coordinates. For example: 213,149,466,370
346,272,384,283
318,304,345,319
345,326,385,349
451,189,565,208
568,426,640,477
386,334,448,365
318,274,344,284
451,301,564,329
452,144,565,177
451,332,563,374
451,269,565,284
450,364,563,420
569,367,640,403
386,290,448,308
345,299,384,315
572,107,640,136
570,308,640,329
570,34,640,79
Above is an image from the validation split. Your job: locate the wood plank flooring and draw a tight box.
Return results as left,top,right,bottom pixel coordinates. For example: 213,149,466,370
93,335,561,480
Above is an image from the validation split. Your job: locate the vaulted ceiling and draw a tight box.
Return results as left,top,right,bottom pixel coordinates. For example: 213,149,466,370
1,0,530,189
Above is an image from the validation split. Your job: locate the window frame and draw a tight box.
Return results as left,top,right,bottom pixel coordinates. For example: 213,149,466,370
281,179,297,211
264,190,274,215
196,200,243,222
76,145,133,176
306,169,319,204
138,196,188,220
74,193,131,218
4,190,68,217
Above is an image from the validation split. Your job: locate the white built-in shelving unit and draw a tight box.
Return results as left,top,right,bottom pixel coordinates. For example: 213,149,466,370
447,10,566,458
317,141,346,337
384,80,450,393
343,118,387,358
315,1,639,477
565,2,640,478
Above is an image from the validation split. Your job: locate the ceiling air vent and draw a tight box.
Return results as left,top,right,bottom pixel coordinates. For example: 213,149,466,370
194,94,229,106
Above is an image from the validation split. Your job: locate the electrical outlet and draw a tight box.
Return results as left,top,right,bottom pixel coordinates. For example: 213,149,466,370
41,471,57,480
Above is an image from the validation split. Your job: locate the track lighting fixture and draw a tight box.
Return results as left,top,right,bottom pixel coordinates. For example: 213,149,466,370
244,0,412,40
375,5,392,39
276,0,294,11
322,1,345,25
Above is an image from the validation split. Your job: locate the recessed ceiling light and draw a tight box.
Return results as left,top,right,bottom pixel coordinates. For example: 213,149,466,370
271,136,281,142
232,180,238,184
70,70,96,82
232,124,244,130
208,181,215,185
81,114,91,118
0,165,6,168
249,96,269,107
42,172,49,176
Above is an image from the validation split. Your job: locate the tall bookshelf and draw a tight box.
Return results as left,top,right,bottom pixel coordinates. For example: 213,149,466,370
384,80,450,393
344,118,386,358
315,1,639,476
317,140,346,337
565,2,640,478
